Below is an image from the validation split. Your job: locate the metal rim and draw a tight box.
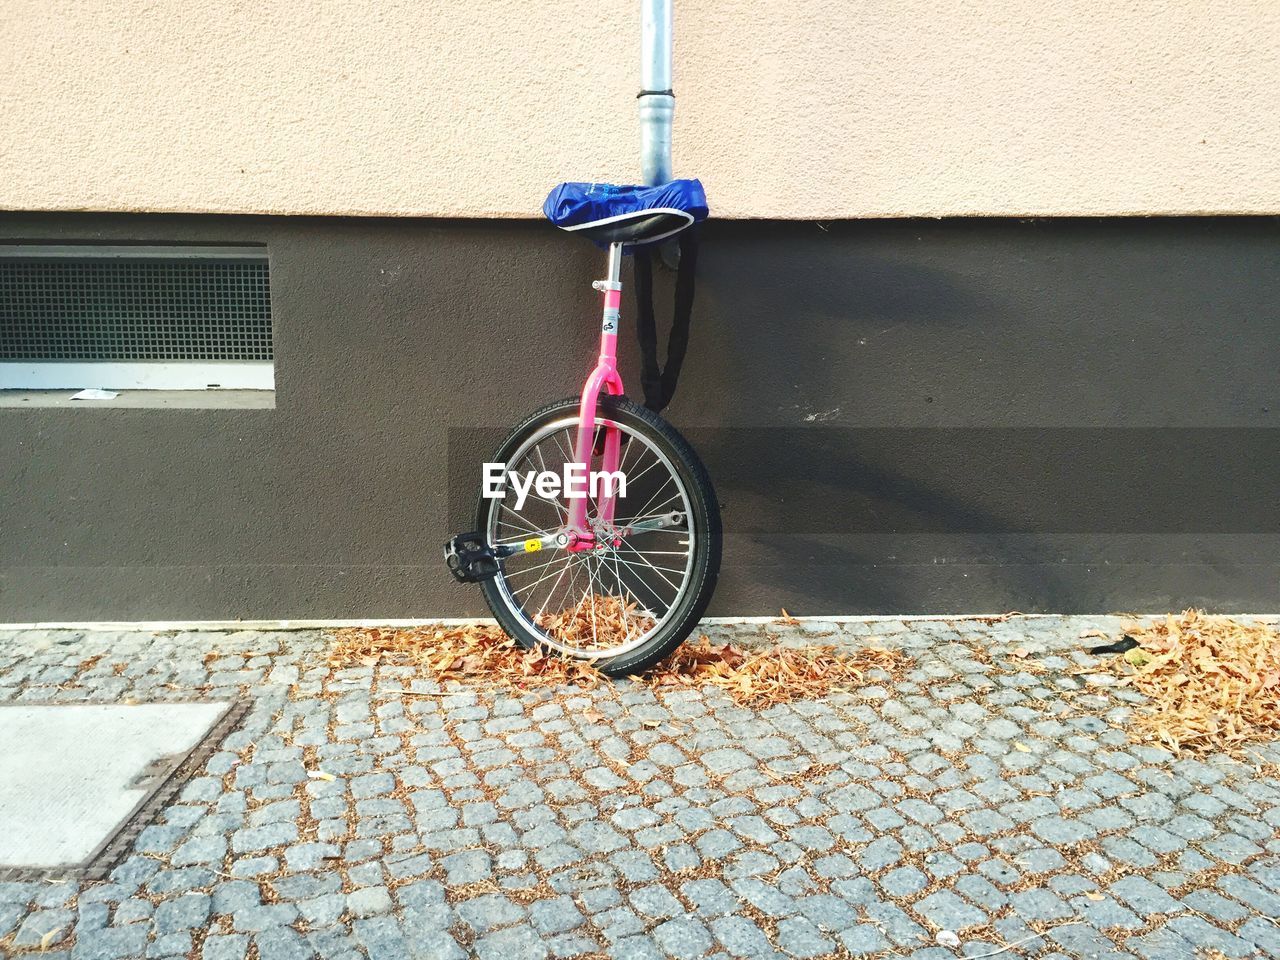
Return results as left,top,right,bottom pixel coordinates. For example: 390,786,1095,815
485,413,696,659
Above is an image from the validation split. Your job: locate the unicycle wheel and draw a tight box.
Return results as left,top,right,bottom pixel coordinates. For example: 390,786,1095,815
474,395,720,676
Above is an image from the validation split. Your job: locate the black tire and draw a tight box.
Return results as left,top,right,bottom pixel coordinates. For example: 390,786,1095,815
475,395,720,676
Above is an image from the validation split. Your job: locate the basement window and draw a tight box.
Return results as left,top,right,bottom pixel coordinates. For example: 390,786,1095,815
0,245,273,392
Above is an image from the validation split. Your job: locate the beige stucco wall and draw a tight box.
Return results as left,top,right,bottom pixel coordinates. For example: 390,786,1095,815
2,1,1277,219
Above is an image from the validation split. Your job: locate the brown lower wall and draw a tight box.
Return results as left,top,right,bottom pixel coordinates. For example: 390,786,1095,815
2,213,1279,619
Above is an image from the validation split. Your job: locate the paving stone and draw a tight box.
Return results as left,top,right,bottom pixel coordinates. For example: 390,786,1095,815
1218,874,1280,914
711,915,773,956
13,908,72,947
134,823,187,854
457,893,524,933
346,886,393,918
1166,915,1256,959
530,896,585,935
201,934,249,960
171,835,227,866
839,920,893,954
953,874,1007,911
879,866,928,898
442,849,492,885
147,866,216,896
913,890,987,930
683,878,738,918
231,822,297,854
474,923,548,960
1008,888,1071,921
598,905,645,942
297,892,346,926
70,925,149,960
1238,916,1280,956
1109,875,1182,914
653,917,714,959
798,894,858,933
146,936,190,957
1031,815,1095,844
858,836,903,871
233,903,299,932
154,893,211,933
211,881,261,916
1127,925,1196,960
775,916,834,958
113,898,154,924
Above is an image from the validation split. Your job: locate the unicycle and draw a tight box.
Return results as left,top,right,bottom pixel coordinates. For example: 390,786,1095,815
445,180,721,676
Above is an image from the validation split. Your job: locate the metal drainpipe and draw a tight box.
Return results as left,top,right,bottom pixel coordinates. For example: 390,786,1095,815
639,0,674,186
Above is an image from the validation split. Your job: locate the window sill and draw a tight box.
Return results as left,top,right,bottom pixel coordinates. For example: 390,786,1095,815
0,390,275,410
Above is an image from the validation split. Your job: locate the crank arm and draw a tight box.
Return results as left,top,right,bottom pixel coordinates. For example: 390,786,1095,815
613,511,684,537
492,532,568,558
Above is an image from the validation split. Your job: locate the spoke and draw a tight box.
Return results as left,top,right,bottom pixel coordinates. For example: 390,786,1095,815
512,553,577,599
617,425,639,479
614,454,665,497
534,444,569,524
607,551,689,578
535,553,579,618
502,552,567,579
627,479,681,528
552,429,577,477
606,553,669,610
513,488,572,515
603,550,649,639
613,539,685,593
497,505,545,536
560,555,588,624
586,558,600,650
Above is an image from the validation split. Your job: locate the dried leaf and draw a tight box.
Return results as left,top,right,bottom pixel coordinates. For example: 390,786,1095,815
329,607,911,709
1013,742,1032,753
1103,609,1280,756
307,770,335,782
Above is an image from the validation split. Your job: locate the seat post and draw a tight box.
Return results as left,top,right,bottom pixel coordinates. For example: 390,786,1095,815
607,241,624,287
592,242,625,343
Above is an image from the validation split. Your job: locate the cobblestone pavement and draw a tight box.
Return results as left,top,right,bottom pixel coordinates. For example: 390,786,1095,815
1,617,1278,960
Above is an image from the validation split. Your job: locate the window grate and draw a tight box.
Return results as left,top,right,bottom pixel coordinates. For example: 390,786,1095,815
0,252,272,362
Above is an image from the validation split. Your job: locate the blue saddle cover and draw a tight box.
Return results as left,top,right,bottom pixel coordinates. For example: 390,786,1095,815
543,179,709,232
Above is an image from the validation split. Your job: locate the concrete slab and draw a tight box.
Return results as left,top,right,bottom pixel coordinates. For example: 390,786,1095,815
0,702,231,869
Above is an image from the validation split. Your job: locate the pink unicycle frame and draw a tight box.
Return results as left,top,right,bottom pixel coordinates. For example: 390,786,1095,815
566,241,629,547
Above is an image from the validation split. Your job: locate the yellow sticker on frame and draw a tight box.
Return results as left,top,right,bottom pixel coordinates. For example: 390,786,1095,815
524,539,543,553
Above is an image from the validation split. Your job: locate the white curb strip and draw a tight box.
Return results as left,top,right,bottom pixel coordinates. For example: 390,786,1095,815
0,613,1063,632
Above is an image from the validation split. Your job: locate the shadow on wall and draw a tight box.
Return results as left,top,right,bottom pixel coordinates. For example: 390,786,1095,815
669,220,1077,609
694,435,1077,613
674,220,993,426
650,219,1280,613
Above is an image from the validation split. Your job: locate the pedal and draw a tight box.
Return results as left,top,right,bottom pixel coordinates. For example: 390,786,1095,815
443,532,500,584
